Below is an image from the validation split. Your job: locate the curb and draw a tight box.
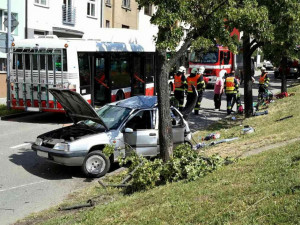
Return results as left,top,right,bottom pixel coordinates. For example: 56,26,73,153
0,112,34,120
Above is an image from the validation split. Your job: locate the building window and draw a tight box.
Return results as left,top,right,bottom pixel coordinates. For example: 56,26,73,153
34,0,48,6
105,0,111,6
122,24,129,29
122,0,130,9
0,58,7,72
144,4,152,16
87,0,96,17
106,20,110,28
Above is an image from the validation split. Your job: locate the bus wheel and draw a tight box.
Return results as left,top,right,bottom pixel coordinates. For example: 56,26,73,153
116,91,125,101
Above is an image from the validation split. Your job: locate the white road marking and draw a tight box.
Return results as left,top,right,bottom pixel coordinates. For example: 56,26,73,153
0,181,47,193
10,143,30,149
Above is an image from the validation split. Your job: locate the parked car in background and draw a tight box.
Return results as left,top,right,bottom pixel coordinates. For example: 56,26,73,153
31,89,193,178
274,59,299,79
263,61,274,71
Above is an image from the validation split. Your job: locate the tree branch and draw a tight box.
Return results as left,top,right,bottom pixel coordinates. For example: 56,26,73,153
248,42,264,57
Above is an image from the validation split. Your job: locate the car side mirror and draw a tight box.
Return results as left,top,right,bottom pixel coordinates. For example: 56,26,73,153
124,127,134,133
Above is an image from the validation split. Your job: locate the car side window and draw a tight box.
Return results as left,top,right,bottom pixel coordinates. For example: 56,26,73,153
126,110,153,130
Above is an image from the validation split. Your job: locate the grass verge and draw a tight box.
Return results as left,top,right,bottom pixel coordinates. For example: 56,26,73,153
16,84,300,224
0,104,22,117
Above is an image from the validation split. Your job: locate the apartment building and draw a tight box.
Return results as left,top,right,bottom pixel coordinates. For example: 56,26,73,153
27,0,142,38
0,0,157,98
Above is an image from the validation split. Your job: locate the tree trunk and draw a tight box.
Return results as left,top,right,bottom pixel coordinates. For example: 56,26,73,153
156,51,173,162
281,56,288,93
243,33,253,117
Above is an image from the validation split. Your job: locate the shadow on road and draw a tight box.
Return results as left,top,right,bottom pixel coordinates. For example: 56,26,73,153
9,147,120,180
4,112,72,125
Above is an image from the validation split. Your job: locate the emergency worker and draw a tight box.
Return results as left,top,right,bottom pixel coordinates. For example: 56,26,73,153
258,67,270,101
174,66,187,111
186,66,206,115
224,72,239,115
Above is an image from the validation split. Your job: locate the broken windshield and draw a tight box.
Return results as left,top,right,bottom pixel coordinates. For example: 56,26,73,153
82,105,131,130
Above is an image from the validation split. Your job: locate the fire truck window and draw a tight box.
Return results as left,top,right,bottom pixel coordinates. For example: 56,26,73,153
224,52,230,65
190,51,218,64
110,54,131,89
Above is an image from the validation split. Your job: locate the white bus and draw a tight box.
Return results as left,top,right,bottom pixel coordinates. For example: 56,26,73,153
10,29,156,112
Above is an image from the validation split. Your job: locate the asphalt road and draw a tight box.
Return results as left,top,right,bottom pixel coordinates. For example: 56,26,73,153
0,70,294,224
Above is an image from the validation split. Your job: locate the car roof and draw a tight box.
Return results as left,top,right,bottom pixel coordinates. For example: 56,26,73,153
111,96,158,109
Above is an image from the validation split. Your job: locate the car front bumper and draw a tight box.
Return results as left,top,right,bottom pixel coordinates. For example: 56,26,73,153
32,144,86,166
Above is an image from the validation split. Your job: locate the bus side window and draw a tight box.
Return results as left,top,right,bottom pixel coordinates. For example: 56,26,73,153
78,53,91,92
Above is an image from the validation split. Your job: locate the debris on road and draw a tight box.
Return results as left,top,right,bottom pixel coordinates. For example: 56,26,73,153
196,137,239,149
242,126,255,134
203,132,220,141
253,110,268,116
276,115,293,122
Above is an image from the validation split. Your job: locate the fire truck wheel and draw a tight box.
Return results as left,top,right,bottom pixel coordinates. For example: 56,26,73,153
116,91,125,101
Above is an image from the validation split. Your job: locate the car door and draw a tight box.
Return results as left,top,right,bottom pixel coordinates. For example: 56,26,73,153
123,109,158,157
171,108,186,146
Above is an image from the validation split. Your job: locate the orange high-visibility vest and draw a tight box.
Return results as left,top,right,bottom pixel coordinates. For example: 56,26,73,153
187,75,199,92
259,73,267,84
225,76,235,94
174,75,183,88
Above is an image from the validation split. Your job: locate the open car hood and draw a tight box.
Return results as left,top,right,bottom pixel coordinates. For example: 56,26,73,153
49,89,108,130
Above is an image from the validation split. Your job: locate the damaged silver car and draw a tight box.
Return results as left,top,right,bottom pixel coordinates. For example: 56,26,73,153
32,89,195,178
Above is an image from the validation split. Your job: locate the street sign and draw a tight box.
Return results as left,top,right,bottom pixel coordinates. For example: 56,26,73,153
3,14,19,32
0,33,14,53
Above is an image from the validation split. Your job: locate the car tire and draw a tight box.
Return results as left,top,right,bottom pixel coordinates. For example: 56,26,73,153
82,151,110,178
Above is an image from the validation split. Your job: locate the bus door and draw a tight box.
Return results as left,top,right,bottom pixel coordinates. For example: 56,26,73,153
94,54,110,106
131,53,146,96
110,52,131,101
144,53,155,96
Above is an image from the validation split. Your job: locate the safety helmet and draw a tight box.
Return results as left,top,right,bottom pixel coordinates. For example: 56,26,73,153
191,68,198,74
178,66,186,73
219,70,226,79
199,66,205,74
261,67,266,71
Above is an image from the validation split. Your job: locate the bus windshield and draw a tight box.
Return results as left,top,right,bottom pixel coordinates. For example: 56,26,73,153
190,51,218,64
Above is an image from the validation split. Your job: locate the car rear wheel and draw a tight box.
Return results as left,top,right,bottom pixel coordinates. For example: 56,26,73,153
82,151,110,178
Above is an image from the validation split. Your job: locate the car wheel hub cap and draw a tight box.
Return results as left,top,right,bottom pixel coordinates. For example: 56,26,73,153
86,155,105,174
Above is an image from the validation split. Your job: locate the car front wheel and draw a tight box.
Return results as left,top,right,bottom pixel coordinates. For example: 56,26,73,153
82,151,110,178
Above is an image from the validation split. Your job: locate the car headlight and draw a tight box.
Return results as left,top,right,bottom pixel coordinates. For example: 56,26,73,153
292,68,298,72
53,143,70,151
35,138,43,146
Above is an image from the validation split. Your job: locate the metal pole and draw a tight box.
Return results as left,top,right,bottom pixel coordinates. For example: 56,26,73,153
6,0,11,109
